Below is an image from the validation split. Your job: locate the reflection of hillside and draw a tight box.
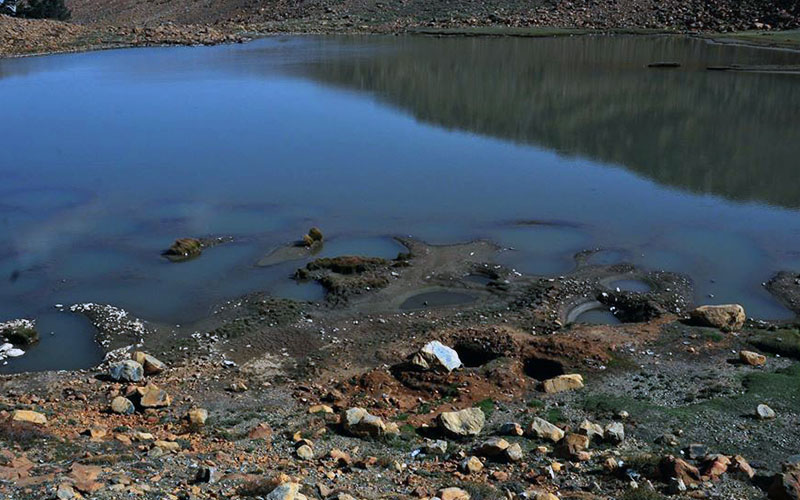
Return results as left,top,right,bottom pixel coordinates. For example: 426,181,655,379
296,36,800,208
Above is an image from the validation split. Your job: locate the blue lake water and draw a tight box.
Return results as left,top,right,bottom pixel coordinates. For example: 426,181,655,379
1,35,799,372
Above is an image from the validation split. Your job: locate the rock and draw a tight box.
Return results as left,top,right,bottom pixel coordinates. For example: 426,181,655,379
668,477,687,494
194,466,217,483
384,422,400,436
108,360,144,382
12,410,47,425
703,454,731,481
423,439,448,455
296,444,314,460
740,350,767,366
308,404,333,414
137,384,171,408
248,422,273,441
460,456,483,474
131,351,166,375
187,408,208,427
689,304,746,331
730,455,755,479
163,238,203,260
578,419,604,441
542,374,584,394
438,487,470,500
154,440,180,452
527,417,564,443
769,459,800,500
657,433,680,447
410,341,462,372
659,455,702,486
504,442,523,462
308,227,324,242
328,448,352,466
555,433,590,460
757,404,776,420
266,482,306,500
474,437,510,457
604,422,625,444
343,408,386,438
437,407,485,437
686,443,708,460
0,319,39,345
499,422,524,436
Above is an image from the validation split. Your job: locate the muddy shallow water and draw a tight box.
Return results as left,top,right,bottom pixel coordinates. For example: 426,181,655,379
1,34,799,372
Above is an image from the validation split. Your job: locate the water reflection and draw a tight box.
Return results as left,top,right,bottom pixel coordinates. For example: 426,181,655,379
291,35,800,208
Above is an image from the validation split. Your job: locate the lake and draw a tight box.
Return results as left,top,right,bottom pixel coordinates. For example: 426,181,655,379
1,34,799,372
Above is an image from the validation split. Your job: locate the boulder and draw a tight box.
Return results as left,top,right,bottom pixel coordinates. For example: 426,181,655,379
689,304,746,331
108,360,144,383
308,227,324,242
410,341,462,372
437,407,485,437
110,396,135,415
137,384,171,408
132,351,166,375
343,408,386,438
527,417,564,443
757,404,776,420
730,455,755,480
604,422,625,444
12,410,47,425
438,487,470,500
542,374,584,394
740,350,767,366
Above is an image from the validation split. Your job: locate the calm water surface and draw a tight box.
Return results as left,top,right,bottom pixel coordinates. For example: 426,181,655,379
1,35,800,372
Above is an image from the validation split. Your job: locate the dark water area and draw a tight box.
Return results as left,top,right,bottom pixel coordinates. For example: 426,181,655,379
1,35,799,372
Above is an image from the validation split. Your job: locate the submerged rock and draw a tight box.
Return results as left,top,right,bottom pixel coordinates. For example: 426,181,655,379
0,318,39,346
409,340,462,372
162,238,204,261
689,304,746,331
438,407,485,437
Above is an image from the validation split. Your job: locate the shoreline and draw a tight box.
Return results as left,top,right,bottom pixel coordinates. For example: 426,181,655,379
2,15,800,60
0,235,798,499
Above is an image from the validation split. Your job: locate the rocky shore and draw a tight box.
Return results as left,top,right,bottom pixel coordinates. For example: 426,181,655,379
1,236,800,499
2,0,800,58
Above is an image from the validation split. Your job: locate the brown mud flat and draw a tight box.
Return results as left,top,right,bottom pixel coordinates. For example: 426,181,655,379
1,237,799,499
